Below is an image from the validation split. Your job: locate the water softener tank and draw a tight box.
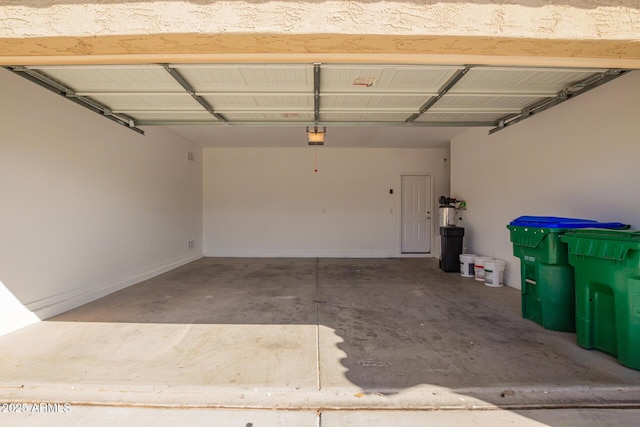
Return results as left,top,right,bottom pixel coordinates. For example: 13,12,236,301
438,196,459,227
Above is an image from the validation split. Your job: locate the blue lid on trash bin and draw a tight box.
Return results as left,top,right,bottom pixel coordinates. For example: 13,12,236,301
509,216,628,229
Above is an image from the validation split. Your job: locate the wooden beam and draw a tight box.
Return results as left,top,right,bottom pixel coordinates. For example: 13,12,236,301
1,34,639,68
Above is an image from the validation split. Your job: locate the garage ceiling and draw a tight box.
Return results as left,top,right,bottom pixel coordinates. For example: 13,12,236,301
5,63,628,138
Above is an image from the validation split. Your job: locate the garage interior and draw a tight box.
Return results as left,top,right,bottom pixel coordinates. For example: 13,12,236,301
2,1,640,425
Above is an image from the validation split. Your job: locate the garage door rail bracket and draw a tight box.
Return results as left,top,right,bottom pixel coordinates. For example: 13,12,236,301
4,66,145,135
490,69,632,135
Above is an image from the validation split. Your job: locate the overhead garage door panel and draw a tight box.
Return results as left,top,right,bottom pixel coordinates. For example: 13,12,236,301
320,111,412,122
11,63,625,130
172,64,314,93
201,94,314,110
29,65,183,92
86,93,203,111
433,95,547,110
125,111,218,122
450,67,608,95
416,112,509,123
221,111,315,122
320,64,463,93
321,94,431,110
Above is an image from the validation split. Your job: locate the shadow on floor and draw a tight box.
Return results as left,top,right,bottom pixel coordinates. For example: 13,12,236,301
20,258,640,414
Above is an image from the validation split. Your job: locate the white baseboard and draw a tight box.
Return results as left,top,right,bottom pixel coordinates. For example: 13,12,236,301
26,252,204,321
203,249,436,258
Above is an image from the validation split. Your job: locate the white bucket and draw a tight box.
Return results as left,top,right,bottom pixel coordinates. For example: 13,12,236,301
484,260,506,287
474,257,493,282
459,254,477,278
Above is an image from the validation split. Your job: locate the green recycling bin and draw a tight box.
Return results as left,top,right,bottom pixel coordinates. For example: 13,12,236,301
507,216,628,332
562,229,640,370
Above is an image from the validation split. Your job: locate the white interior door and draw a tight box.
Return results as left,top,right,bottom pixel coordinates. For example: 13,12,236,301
401,175,431,253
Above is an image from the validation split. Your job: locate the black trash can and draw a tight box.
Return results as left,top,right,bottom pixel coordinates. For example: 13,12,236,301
440,226,464,272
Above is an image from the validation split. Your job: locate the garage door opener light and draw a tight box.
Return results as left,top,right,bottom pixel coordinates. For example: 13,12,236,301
307,125,326,145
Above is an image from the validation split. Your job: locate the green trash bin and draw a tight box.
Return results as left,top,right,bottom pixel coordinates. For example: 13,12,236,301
507,216,628,332
562,229,640,370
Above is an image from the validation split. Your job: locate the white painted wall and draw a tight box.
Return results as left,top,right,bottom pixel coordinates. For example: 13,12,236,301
203,147,450,257
451,71,640,288
0,68,203,336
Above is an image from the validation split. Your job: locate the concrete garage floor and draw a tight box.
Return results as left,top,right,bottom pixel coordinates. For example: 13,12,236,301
2,258,640,426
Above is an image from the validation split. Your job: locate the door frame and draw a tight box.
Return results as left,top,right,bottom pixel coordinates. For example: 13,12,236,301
399,173,434,257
